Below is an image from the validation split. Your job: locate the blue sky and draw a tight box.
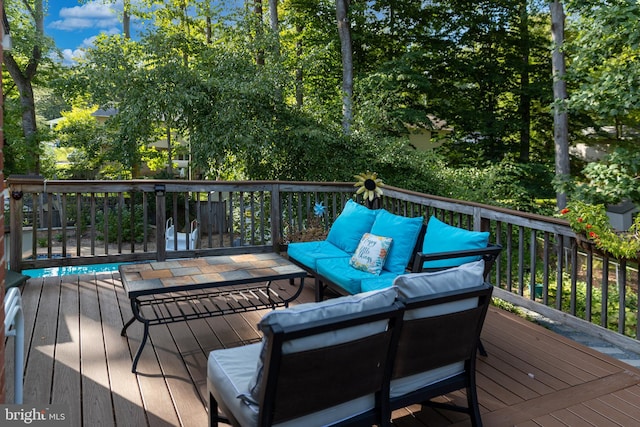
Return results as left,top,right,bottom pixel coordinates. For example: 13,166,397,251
45,1,242,66
46,0,125,65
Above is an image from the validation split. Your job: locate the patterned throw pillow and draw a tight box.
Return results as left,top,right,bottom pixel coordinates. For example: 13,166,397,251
349,233,393,275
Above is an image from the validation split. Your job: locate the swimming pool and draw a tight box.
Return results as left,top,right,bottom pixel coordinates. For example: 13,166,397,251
22,262,127,278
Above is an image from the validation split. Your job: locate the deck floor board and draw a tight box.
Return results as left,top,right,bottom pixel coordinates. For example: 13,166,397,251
5,272,640,426
52,277,81,426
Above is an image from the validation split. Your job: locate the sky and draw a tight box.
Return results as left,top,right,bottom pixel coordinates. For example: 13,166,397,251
45,1,242,66
46,0,125,65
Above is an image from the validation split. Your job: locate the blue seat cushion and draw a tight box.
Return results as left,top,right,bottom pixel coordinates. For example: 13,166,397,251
287,241,350,270
316,257,399,295
360,275,398,293
370,210,424,274
422,216,489,269
326,199,378,253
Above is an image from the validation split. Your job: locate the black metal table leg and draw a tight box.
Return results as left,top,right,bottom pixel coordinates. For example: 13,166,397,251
121,316,136,337
122,297,150,373
131,320,150,373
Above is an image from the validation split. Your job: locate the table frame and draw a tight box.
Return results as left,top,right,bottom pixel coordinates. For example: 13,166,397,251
119,253,306,373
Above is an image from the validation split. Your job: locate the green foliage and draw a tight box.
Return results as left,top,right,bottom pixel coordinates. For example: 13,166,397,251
567,0,640,127
95,204,146,244
54,106,107,178
560,200,640,259
552,274,638,338
563,147,640,206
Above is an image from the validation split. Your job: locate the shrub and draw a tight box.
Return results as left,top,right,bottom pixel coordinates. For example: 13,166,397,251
95,204,146,243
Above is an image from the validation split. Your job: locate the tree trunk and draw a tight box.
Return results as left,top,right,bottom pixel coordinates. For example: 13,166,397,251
3,52,40,175
123,0,131,38
295,24,303,107
2,0,44,175
550,0,570,209
166,122,173,176
255,0,264,65
269,0,279,55
336,0,353,134
518,0,531,163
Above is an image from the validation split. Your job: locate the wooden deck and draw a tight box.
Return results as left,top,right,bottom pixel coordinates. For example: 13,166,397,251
5,272,640,426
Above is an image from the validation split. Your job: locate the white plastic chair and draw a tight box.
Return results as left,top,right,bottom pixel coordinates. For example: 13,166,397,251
4,286,24,404
165,218,199,251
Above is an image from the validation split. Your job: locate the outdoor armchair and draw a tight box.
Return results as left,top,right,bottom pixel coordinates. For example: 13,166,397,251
389,268,493,427
207,288,403,427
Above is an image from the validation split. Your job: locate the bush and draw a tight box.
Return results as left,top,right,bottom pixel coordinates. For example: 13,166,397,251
95,204,146,244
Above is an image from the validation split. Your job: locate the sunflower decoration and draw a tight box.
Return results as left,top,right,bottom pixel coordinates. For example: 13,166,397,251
354,171,384,205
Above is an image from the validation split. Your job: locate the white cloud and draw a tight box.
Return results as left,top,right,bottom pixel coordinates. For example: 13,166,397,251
59,48,86,66
49,1,120,31
55,28,121,66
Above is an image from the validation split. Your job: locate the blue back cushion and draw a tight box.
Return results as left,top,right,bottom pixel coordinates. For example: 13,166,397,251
370,210,424,274
326,199,378,253
422,216,489,268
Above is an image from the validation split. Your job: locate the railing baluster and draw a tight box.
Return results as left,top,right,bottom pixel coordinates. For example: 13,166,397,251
619,259,627,335
529,229,537,300
602,256,609,328
570,239,578,315
586,249,593,322
518,226,525,295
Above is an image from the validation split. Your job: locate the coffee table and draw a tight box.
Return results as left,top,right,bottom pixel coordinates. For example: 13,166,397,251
119,252,306,373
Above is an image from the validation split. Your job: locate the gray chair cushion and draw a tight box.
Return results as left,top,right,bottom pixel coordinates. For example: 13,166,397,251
208,341,376,426
248,287,398,401
390,260,486,397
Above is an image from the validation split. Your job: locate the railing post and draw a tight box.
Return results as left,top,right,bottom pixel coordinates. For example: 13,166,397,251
8,188,23,273
473,207,484,231
155,184,167,262
7,175,45,272
271,184,281,252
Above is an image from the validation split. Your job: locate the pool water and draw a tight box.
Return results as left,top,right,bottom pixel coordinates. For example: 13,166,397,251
22,262,126,278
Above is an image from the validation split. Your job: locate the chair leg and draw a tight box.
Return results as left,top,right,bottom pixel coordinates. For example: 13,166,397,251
315,277,324,302
209,392,219,427
478,339,488,357
466,384,483,427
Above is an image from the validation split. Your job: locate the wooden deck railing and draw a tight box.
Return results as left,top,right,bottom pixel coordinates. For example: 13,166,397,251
5,176,639,342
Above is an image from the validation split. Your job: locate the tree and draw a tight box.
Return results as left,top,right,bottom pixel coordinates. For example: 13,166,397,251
336,0,353,134
550,0,570,209
54,106,105,179
2,0,55,174
566,0,640,137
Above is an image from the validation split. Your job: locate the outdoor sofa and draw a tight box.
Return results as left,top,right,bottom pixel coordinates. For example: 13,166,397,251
286,199,502,301
207,259,492,426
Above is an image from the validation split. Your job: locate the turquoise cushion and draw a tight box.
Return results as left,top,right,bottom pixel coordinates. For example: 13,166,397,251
370,210,424,274
422,216,489,269
326,200,378,253
316,257,399,294
287,241,350,270
360,275,398,293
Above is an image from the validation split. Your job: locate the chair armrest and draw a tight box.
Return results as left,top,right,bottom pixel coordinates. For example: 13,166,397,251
411,244,503,274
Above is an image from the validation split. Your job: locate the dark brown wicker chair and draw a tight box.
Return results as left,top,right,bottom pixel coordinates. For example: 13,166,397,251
388,283,494,427
412,244,501,357
208,301,404,427
412,243,503,280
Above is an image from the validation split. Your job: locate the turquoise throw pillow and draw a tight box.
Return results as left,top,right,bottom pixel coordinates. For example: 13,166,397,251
326,199,378,253
422,216,489,269
370,210,424,274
